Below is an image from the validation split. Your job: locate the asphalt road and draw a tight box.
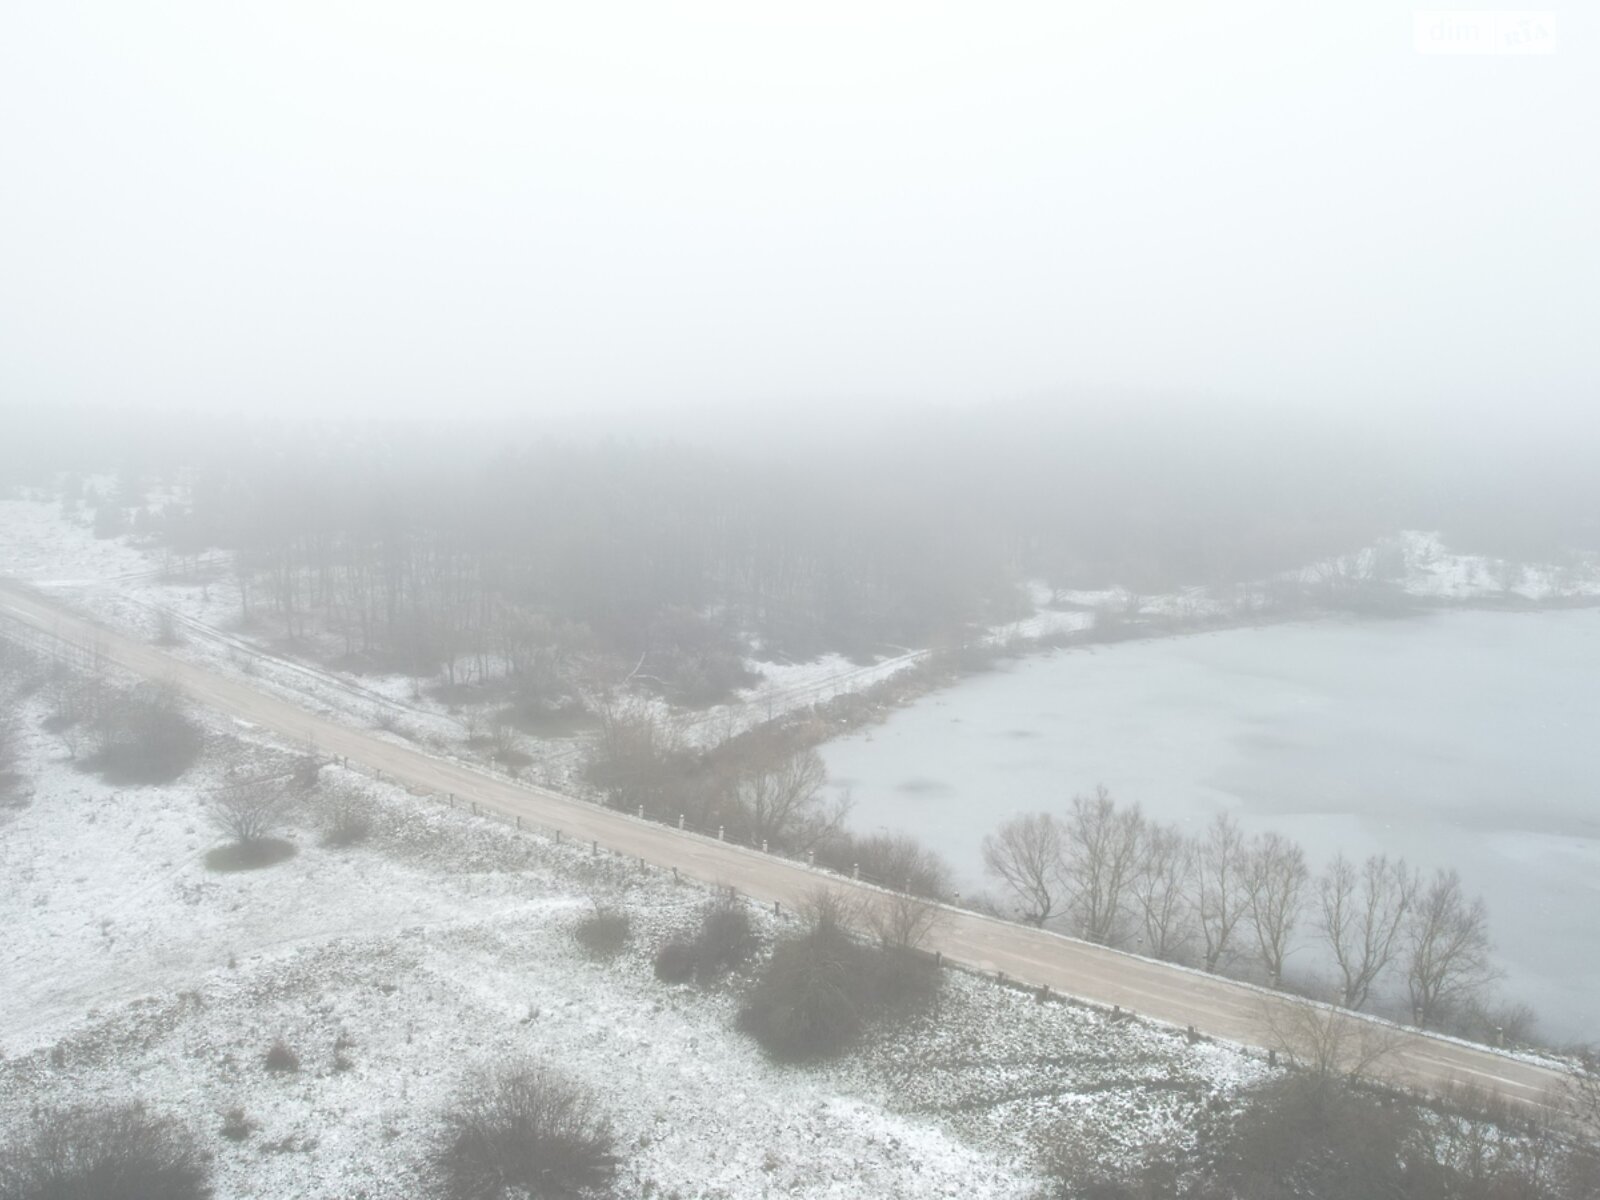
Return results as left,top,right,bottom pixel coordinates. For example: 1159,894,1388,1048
0,579,1574,1114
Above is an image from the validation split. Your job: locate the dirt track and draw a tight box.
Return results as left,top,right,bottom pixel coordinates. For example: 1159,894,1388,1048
0,579,1574,1114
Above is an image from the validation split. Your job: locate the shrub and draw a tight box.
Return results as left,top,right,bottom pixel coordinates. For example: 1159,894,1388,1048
653,941,697,983
333,1030,356,1073
864,943,940,1013
690,889,756,978
0,1100,208,1200
738,889,938,1061
219,1107,258,1142
1042,1143,1178,1200
1206,1075,1441,1199
650,891,758,984
209,779,294,846
86,684,203,785
436,1059,618,1200
320,789,373,847
573,905,630,960
293,753,322,790
264,1039,300,1073
739,912,864,1061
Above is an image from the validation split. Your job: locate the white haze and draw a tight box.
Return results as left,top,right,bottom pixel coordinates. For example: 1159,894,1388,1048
1,1,1595,425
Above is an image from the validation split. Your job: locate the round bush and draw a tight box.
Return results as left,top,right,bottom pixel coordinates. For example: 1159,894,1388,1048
652,941,698,983
0,1101,208,1200
738,924,864,1061
573,907,630,960
437,1060,617,1200
693,893,756,976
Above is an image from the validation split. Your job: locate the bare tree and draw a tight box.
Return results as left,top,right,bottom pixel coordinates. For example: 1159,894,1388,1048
865,888,944,955
1243,831,1309,986
982,811,1066,926
798,884,864,938
1061,784,1144,946
1404,868,1498,1028
840,830,951,899
736,749,847,852
1193,812,1248,973
1317,852,1418,1010
490,714,522,763
586,699,695,817
209,779,293,845
1258,996,1407,1086
1133,822,1195,961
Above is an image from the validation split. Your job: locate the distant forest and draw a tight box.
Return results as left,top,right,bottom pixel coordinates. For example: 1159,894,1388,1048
8,401,1597,702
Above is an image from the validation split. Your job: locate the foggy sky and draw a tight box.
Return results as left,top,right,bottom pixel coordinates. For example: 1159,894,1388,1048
1,2,1595,424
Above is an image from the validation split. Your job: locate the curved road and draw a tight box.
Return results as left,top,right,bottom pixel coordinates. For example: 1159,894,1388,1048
0,580,1574,1115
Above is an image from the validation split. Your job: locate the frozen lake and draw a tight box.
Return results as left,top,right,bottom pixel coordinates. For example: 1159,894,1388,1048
823,608,1600,1042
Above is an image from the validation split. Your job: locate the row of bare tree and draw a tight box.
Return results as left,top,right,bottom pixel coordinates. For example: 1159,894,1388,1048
983,789,1498,1028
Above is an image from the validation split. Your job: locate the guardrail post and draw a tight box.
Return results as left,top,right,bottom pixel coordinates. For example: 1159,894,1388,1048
761,840,768,854
515,815,521,830
807,850,814,867
852,862,859,880
773,900,780,915
637,805,644,819
555,829,561,844
717,825,724,841
678,814,684,830
591,839,597,856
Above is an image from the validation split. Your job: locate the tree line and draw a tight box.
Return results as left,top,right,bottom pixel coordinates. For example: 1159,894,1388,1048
32,403,1452,705
984,789,1503,1033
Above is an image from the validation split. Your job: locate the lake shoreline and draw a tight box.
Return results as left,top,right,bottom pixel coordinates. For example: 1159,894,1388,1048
815,604,1600,1046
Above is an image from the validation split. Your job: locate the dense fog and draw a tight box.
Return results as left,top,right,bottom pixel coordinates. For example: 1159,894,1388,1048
2,4,1597,1199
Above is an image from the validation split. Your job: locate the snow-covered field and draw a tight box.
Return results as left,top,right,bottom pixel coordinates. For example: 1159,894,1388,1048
0,677,1271,1197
